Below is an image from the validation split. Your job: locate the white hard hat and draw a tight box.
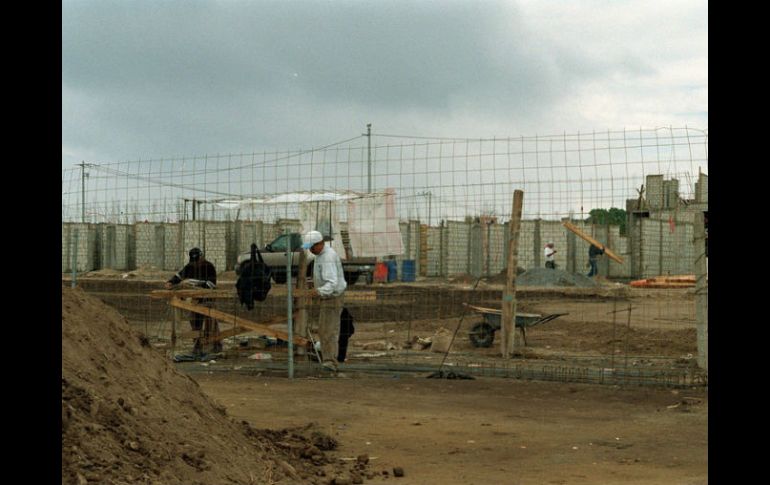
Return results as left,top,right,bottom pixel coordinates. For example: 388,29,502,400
301,230,324,249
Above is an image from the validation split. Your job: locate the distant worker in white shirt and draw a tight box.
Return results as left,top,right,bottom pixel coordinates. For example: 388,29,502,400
302,230,347,372
544,241,557,269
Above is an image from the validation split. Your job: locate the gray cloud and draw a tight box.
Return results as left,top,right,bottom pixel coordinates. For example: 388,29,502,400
62,0,707,166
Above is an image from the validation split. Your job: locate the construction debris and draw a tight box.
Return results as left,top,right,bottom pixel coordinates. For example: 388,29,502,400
630,275,696,288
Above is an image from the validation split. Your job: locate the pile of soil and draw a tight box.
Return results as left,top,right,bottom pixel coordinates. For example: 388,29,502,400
515,267,598,287
62,286,372,484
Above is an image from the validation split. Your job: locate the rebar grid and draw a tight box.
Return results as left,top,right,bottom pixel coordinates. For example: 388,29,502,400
61,126,707,386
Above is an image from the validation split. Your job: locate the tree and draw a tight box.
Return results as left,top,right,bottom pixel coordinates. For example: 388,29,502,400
586,208,627,235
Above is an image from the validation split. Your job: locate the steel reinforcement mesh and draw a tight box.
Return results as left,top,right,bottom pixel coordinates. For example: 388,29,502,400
62,127,708,387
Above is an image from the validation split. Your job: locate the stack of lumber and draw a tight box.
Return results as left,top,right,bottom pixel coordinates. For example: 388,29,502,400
629,275,696,288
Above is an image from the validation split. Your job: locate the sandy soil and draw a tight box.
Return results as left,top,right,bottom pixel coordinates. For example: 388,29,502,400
63,273,707,484
62,287,376,485
196,373,708,485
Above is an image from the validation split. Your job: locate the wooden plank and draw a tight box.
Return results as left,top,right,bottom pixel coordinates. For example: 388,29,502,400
501,189,524,358
178,326,251,341
151,289,234,299
562,221,624,264
168,297,309,346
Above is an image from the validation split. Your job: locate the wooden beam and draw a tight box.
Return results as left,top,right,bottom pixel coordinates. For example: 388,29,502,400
178,326,251,341
151,289,234,299
562,221,624,264
168,297,309,346
501,189,524,358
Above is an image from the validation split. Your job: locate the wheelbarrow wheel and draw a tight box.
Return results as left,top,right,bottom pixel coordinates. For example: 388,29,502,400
469,322,495,348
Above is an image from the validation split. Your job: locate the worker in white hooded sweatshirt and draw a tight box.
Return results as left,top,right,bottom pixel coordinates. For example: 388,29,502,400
302,230,347,372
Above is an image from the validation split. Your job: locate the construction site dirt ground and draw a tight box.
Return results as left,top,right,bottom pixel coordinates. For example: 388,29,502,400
66,271,707,483
195,372,707,485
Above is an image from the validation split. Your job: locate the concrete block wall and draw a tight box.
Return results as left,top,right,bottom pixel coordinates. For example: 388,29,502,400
663,179,679,209
637,214,698,278
646,174,665,210
446,221,471,275
639,219,663,277
62,223,97,272
134,223,160,269
225,222,237,270
486,223,506,276
163,224,180,270
99,224,131,270
662,223,694,276
203,222,227,273
61,223,69,273
426,226,442,276
468,223,483,277
607,226,632,278
62,213,702,280
695,173,708,204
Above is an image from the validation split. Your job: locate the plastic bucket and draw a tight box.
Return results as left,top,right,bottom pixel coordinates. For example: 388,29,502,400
373,262,388,282
386,260,398,282
401,260,416,282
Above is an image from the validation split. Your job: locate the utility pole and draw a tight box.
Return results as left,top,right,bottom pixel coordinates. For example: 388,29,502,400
417,191,432,226
79,161,87,223
365,123,372,193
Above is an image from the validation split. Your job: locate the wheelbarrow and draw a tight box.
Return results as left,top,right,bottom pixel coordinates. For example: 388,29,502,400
463,303,568,347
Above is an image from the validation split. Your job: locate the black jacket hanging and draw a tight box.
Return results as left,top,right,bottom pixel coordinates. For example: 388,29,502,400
236,243,272,310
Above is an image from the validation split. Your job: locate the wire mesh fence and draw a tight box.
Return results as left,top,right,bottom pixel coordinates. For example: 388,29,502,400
62,126,708,387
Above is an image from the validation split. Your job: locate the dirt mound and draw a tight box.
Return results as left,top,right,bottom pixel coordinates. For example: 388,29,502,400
515,267,598,287
62,286,370,484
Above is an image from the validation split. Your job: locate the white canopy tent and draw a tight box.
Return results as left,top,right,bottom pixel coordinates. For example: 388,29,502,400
208,190,404,257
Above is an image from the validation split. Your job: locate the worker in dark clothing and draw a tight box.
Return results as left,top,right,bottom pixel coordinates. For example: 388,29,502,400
165,247,220,354
587,244,605,277
337,308,355,363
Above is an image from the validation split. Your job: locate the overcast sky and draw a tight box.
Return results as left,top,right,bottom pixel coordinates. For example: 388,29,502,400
62,0,708,171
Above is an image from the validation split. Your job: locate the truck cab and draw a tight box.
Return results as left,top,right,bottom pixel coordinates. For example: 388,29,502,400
236,232,375,285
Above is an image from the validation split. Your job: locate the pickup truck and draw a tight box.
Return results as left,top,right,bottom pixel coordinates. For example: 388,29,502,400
236,232,376,285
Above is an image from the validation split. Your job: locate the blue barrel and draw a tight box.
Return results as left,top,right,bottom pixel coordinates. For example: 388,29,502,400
401,260,416,282
386,260,398,282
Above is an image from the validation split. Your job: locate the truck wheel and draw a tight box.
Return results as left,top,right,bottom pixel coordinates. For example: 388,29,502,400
469,322,495,348
272,272,287,284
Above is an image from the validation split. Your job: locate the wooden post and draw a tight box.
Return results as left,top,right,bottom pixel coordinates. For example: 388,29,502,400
694,212,708,371
501,190,524,358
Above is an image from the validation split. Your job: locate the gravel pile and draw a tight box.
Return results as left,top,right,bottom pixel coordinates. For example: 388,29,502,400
516,267,598,287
